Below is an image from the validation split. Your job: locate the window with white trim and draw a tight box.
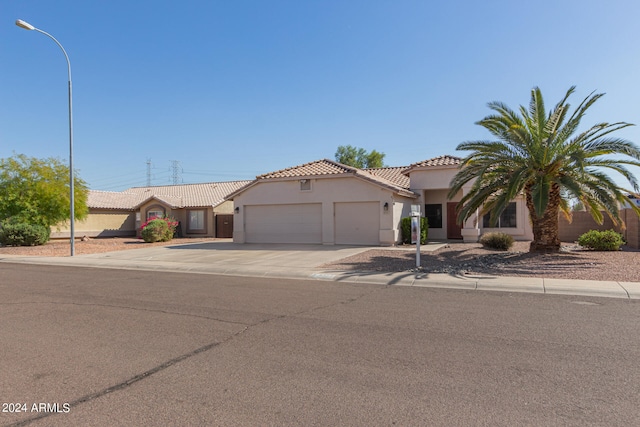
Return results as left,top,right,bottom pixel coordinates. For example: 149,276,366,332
187,209,206,233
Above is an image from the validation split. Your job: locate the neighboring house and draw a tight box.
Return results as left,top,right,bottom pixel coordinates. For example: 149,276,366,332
52,181,251,239
625,194,640,208
228,155,534,245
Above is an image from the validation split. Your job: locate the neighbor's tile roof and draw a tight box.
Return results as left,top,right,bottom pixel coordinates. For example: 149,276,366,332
88,191,147,210
247,159,417,198
88,180,252,210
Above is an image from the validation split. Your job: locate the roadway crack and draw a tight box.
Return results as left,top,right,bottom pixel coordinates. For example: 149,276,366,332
6,289,373,426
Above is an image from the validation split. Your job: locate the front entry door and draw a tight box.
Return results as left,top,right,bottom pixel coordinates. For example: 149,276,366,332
447,202,463,239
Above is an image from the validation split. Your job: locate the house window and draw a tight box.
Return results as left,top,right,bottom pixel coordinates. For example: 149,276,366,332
187,209,206,234
147,208,165,219
424,204,443,228
299,179,311,191
482,202,517,228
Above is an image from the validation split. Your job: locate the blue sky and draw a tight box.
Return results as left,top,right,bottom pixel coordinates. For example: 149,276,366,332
2,0,640,191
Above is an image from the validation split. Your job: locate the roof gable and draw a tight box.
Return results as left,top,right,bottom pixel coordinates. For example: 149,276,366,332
257,159,358,179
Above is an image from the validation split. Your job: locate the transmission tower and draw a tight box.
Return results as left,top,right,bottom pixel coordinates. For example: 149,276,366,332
170,160,183,185
146,158,152,186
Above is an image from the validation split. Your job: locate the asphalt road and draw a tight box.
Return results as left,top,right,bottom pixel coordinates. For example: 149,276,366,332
1,263,639,426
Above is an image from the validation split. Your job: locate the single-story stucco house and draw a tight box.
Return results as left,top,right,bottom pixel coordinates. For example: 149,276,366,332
227,155,534,245
52,180,251,239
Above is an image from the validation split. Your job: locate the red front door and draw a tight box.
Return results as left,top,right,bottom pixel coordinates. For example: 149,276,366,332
447,202,463,239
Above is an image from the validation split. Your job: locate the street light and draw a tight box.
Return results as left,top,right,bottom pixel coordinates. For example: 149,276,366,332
16,19,76,256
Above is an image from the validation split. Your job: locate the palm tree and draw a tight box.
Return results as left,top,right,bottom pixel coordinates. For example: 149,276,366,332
449,86,640,252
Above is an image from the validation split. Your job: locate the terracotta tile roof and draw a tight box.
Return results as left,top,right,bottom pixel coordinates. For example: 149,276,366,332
402,155,463,175
88,191,147,210
88,181,252,210
245,159,417,198
364,166,410,189
256,159,357,179
408,155,462,168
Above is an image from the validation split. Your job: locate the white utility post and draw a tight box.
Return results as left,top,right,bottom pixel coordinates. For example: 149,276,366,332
411,205,421,268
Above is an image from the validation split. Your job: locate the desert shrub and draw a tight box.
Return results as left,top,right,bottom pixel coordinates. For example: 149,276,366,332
141,218,173,243
140,216,178,243
578,229,624,251
479,232,514,251
0,220,50,246
400,217,428,244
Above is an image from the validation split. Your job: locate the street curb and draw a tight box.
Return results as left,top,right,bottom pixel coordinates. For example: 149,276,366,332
1,256,638,300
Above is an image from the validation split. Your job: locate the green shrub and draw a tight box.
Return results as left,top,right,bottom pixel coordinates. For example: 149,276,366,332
0,220,50,246
578,229,624,251
400,217,428,245
141,219,173,243
479,232,514,251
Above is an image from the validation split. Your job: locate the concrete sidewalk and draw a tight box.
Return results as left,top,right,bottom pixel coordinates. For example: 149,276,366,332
1,241,638,300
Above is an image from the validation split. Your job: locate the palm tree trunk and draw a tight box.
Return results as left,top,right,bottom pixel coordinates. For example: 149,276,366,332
526,184,562,252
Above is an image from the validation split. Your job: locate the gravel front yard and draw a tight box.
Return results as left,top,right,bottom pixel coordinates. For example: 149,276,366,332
321,241,640,282
0,237,220,257
1,238,638,282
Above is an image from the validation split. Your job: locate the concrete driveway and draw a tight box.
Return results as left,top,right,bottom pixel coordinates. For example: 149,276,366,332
7,241,377,278
95,240,371,264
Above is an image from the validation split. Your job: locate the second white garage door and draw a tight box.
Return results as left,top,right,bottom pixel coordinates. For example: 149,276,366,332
244,204,322,244
334,202,380,245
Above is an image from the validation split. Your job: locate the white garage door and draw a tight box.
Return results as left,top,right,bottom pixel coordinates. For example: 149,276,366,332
245,204,322,244
334,202,380,245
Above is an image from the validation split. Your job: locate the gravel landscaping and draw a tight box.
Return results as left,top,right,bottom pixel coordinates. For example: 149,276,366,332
321,241,640,282
1,238,638,282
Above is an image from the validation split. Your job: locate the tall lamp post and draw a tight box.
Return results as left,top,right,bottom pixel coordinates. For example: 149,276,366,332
16,19,75,256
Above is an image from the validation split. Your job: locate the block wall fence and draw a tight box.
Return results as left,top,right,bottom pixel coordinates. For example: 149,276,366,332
558,209,639,248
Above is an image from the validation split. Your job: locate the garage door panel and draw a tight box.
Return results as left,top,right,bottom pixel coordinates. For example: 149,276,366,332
334,202,380,245
245,204,322,244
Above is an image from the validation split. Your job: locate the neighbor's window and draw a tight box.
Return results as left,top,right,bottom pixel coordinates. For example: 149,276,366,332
187,209,206,233
482,202,517,228
147,209,165,219
300,179,311,191
424,204,443,228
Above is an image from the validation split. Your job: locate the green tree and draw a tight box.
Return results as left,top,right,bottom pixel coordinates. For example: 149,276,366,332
449,87,640,252
335,145,386,168
0,154,89,228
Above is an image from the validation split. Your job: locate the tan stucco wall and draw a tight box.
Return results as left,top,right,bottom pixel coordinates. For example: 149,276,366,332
51,210,136,238
409,167,459,190
233,176,413,245
215,200,234,214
